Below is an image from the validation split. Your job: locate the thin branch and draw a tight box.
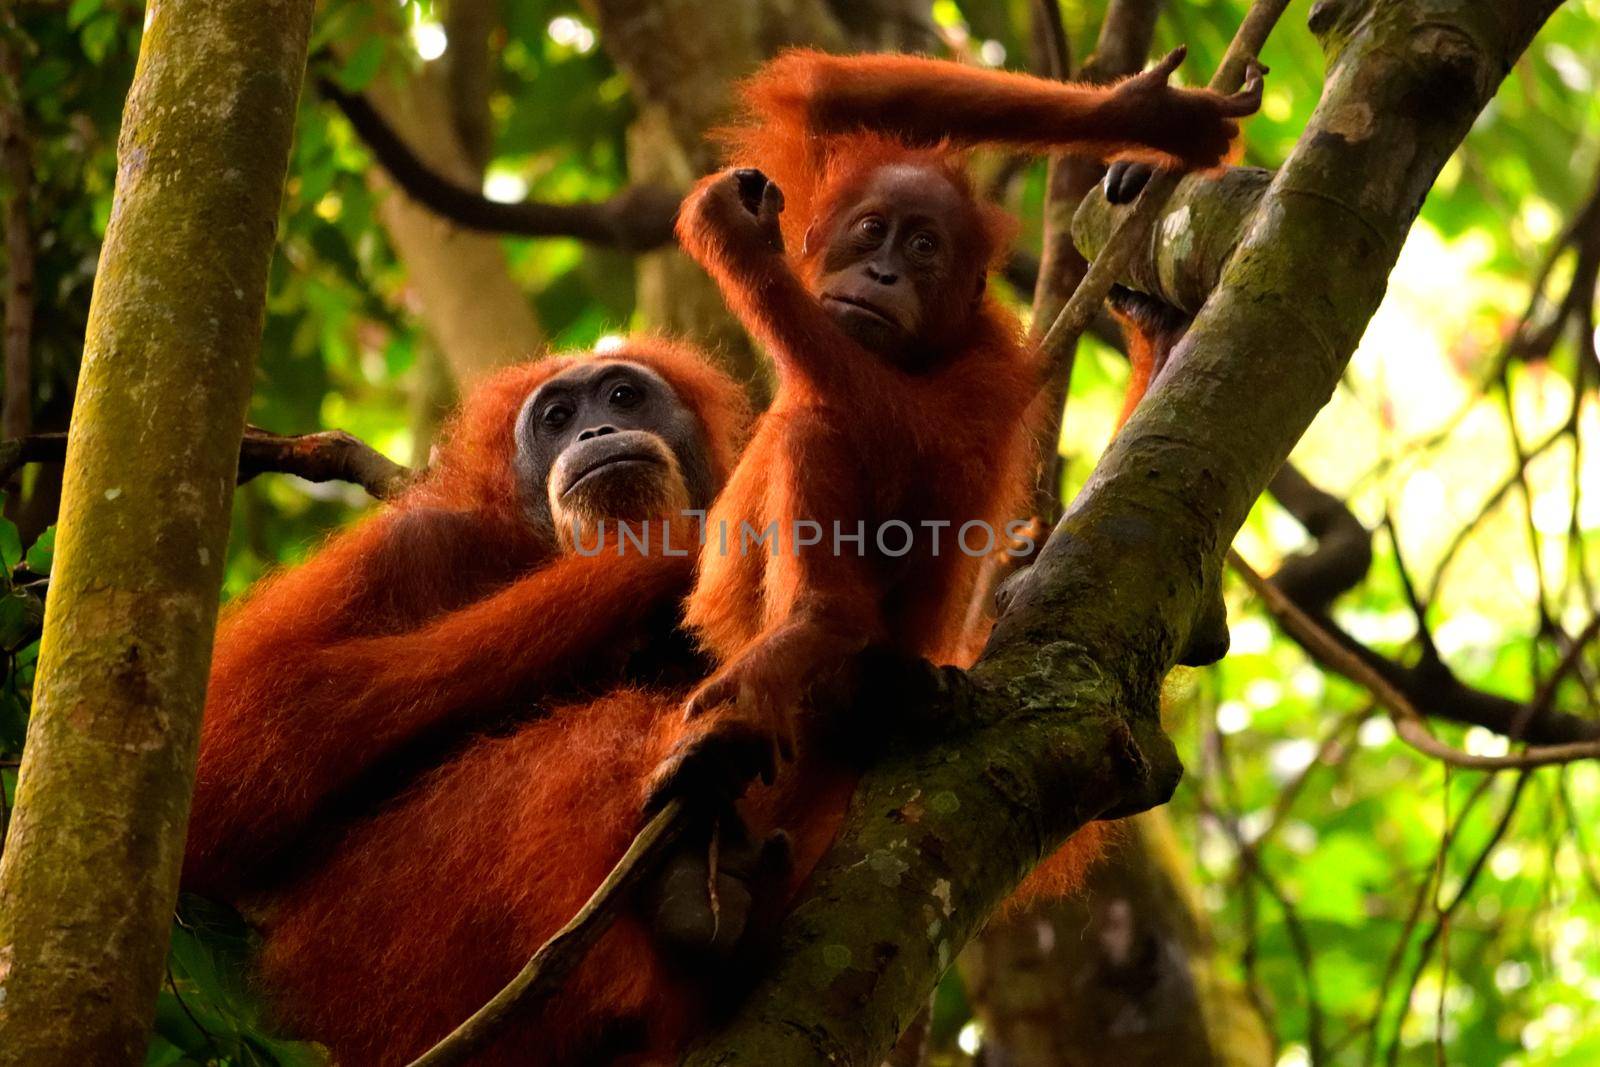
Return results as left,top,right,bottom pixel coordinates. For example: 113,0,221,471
1232,551,1600,770
316,77,681,251
238,427,414,498
1425,423,1566,604
1028,0,1160,521
405,800,690,1067
1,427,415,500
1362,772,1494,1066
1211,726,1326,1064
1033,0,1284,387
1267,463,1373,615
1382,771,1532,1067
1029,0,1070,80
1264,462,1598,746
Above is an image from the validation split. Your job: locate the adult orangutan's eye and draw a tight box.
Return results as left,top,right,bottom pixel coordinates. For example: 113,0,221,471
541,403,573,429
609,383,643,408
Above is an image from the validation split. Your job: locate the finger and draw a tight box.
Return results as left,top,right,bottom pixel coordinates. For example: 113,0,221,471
1107,161,1155,205
684,677,731,721
1103,161,1125,200
1149,45,1186,80
759,735,778,785
733,168,768,214
761,180,785,216
1221,66,1265,116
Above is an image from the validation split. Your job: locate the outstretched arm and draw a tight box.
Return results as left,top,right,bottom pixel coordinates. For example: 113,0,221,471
185,539,695,895
745,47,1262,171
675,168,860,387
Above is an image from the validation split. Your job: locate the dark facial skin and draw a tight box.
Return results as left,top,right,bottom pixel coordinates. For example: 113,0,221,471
814,164,985,366
512,359,717,535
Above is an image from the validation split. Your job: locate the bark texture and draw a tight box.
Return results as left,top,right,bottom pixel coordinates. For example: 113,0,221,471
1073,166,1271,316
683,1,1563,1062
0,1,314,1062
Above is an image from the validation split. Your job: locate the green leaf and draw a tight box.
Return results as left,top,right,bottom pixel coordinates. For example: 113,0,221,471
0,594,27,650
0,516,20,571
66,0,102,30
0,690,27,755
25,527,55,576
80,13,120,66
335,36,386,93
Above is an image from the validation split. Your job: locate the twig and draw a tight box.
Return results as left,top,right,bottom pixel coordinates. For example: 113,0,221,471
1381,771,1532,1067
0,427,415,500
405,800,690,1067
316,77,681,251
1362,773,1495,1067
1033,0,1288,388
1232,551,1600,770
1211,725,1325,1063
237,427,414,498
1264,461,1598,745
1027,0,1160,520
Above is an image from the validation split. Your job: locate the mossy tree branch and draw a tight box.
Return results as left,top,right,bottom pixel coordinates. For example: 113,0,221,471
0,1,316,1062
683,1,1564,1062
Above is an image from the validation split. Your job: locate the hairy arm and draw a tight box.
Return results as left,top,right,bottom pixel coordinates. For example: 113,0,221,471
747,48,1262,170
675,169,860,387
185,534,695,895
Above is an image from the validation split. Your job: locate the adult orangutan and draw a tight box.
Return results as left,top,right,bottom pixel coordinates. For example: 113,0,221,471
183,340,764,1063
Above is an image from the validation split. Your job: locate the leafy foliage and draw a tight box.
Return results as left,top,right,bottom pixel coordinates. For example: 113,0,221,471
4,0,1600,1064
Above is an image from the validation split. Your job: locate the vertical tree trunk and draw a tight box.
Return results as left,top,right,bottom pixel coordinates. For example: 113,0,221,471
963,811,1272,1067
0,1,314,1062
0,32,35,443
366,60,545,389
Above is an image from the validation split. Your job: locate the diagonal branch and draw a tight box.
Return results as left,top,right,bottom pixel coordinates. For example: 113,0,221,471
0,426,415,501
316,77,682,251
1071,122,1600,750
681,1,1574,1061
1233,551,1600,769
1028,0,1161,520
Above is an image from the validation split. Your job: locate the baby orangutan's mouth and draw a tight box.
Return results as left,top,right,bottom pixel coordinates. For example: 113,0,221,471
823,294,901,330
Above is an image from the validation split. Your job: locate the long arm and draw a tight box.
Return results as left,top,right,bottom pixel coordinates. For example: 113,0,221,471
184,540,694,895
744,48,1261,171
675,169,863,388
681,418,886,751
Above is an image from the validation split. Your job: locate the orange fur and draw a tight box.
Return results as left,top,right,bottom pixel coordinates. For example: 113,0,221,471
189,53,1251,1064
183,341,755,1064
668,49,1253,942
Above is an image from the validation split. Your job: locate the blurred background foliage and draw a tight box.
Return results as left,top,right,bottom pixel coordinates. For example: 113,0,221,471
1,0,1598,1064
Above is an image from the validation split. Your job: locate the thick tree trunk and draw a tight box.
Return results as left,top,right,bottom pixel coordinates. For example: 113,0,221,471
0,2,314,1062
0,33,34,443
682,2,1563,1062
366,59,545,388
